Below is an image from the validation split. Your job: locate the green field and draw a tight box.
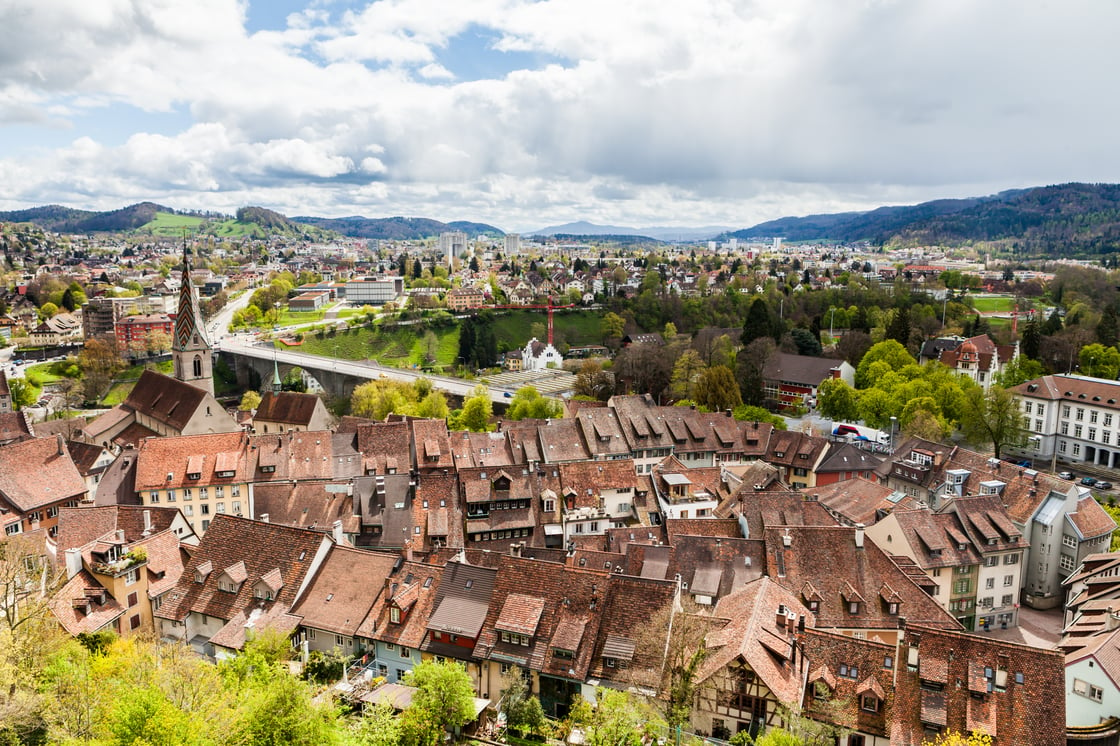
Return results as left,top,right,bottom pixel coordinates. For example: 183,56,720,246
293,323,460,369
143,211,263,238
489,310,604,348
144,212,206,236
969,295,1016,313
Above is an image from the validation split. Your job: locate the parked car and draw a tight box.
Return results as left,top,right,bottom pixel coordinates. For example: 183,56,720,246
1081,476,1098,486
1097,481,1113,490
1059,471,1075,480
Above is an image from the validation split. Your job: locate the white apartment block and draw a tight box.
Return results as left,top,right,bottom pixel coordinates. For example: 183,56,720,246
1009,375,1120,470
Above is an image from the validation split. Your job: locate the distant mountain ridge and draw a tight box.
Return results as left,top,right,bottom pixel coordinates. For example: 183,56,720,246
531,220,734,241
290,215,503,239
730,183,1120,255
5,183,1120,254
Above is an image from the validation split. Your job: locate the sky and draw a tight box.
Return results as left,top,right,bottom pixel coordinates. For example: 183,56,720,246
1,0,1119,234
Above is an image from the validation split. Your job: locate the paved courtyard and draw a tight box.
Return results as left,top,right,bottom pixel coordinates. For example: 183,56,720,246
978,604,1063,649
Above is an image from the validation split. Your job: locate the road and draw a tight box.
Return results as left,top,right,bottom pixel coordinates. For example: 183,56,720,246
219,338,522,405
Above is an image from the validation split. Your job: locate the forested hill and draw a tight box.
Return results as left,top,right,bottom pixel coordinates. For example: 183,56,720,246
291,215,503,239
0,202,175,233
732,183,1120,255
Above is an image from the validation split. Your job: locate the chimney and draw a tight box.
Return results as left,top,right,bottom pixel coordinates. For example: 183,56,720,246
510,542,523,558
782,531,792,548
142,510,152,536
56,433,66,456
331,519,344,545
855,523,865,549
260,513,269,523
64,548,83,580
115,529,125,542
776,605,787,629
934,451,944,467
404,541,413,562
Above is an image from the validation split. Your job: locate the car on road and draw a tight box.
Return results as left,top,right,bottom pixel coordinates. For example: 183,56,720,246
1097,481,1114,490
1081,476,1098,486
503,391,513,398
1059,471,1075,480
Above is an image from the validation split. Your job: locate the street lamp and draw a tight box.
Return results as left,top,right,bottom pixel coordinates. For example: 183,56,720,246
890,416,898,452
829,308,836,343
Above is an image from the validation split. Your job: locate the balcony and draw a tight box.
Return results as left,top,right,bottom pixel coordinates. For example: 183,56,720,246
90,547,148,577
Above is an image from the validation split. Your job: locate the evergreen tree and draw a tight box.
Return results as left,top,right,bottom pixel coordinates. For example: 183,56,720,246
1021,317,1042,359
1098,306,1120,347
886,305,911,347
741,298,774,346
412,258,422,279
1042,308,1063,335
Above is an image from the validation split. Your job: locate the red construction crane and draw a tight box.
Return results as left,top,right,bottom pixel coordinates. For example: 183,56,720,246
483,295,575,346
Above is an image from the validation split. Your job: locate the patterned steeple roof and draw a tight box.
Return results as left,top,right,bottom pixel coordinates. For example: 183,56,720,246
173,242,210,352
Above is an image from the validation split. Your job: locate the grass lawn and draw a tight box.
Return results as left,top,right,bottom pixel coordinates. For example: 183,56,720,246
25,361,72,385
144,211,205,236
969,295,1015,313
278,308,328,326
294,323,459,368
490,309,604,348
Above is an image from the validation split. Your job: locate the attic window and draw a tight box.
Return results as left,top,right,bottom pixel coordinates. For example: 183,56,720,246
774,451,785,458
187,471,201,480
390,606,401,624
259,465,276,473
423,577,432,588
216,470,235,478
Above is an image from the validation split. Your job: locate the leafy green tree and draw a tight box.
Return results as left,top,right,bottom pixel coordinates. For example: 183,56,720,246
582,689,650,746
506,386,563,420
228,669,341,746
959,386,1027,459
402,660,478,743
352,701,402,746
78,337,126,402
1079,343,1120,379
5,377,36,411
453,385,493,432
671,350,705,401
694,365,742,412
994,356,1044,388
239,391,262,411
858,388,894,429
416,390,451,420
499,666,545,737
816,379,860,422
600,312,625,343
855,340,916,389
731,405,787,430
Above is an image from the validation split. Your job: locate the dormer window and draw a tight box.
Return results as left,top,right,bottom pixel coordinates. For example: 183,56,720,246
187,472,201,480
849,601,860,614
259,464,276,473
391,606,401,624
860,695,881,713
888,602,899,615
552,648,574,660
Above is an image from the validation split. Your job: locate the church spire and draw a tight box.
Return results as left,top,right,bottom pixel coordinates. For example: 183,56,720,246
171,237,214,395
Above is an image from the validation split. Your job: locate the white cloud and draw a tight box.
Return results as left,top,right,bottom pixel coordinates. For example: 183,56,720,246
1,0,1120,229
